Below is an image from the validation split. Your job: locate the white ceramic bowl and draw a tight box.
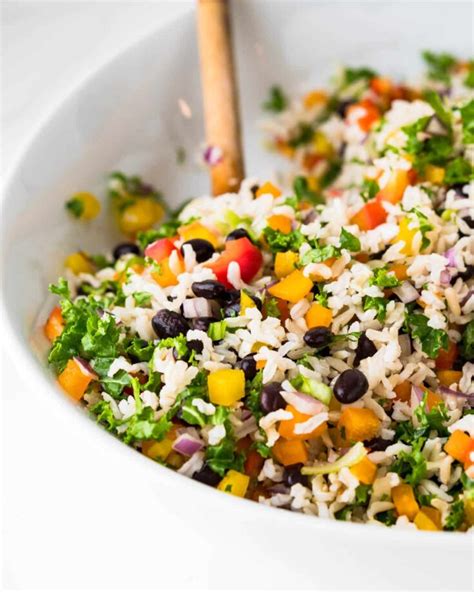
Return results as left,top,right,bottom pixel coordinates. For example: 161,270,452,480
2,2,472,588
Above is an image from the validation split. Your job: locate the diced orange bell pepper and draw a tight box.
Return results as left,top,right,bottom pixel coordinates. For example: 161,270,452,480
305,302,333,328
392,483,419,521
244,449,265,478
278,404,327,441
351,199,387,230
275,139,295,159
268,270,313,303
437,370,463,387
274,251,299,278
370,77,392,95
256,181,281,198
302,152,322,171
44,306,64,341
346,99,380,132
414,509,440,531
389,263,409,281
445,430,474,467
350,456,377,484
435,341,458,370
178,221,218,248
420,506,442,529
267,214,293,234
303,89,328,108
338,408,381,442
376,169,410,204
152,255,184,288
58,358,95,402
394,381,412,403
273,439,308,466
425,389,443,411
393,217,418,256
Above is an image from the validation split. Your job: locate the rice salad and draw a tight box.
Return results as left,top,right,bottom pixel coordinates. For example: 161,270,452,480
45,52,474,532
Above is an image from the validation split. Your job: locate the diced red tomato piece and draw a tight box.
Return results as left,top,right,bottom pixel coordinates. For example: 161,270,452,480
435,341,458,370
376,169,411,205
207,237,263,288
144,238,176,262
351,199,387,230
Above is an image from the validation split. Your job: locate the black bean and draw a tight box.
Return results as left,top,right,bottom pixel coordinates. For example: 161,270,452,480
364,437,393,452
283,463,309,487
193,317,218,332
260,382,285,413
192,464,221,487
250,184,259,197
223,301,241,318
151,309,189,338
181,239,215,263
172,339,203,361
220,289,240,303
462,216,474,229
237,354,257,381
456,265,474,282
333,369,369,404
226,228,251,242
191,280,227,300
113,242,140,260
303,326,333,349
354,333,377,366
450,183,468,197
336,99,355,117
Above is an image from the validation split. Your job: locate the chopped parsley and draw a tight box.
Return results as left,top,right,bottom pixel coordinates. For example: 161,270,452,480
339,228,361,252
404,312,449,359
262,85,288,112
422,50,456,84
445,499,465,531
263,227,305,253
299,242,341,266
391,438,427,486
410,209,433,250
134,292,152,307
363,296,388,322
423,90,452,131
369,266,401,288
65,196,84,218
361,178,380,202
288,123,314,148
461,320,474,360
293,175,324,205
460,100,474,144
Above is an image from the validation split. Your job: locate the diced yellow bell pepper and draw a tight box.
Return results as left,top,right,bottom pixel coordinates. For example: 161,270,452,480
305,302,333,328
338,408,381,442
274,251,299,278
350,456,377,484
425,164,445,184
67,192,101,220
414,509,440,531
392,483,419,521
267,214,292,234
268,270,313,303
256,181,281,198
393,217,418,256
312,131,333,158
217,470,250,497
166,451,186,469
307,176,320,192
303,89,328,108
64,252,95,275
240,290,256,314
420,506,442,529
465,499,474,526
178,221,218,248
119,198,163,235
142,431,177,461
208,369,245,406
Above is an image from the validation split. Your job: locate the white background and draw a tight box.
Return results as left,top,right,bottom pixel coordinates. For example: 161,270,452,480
1,2,223,589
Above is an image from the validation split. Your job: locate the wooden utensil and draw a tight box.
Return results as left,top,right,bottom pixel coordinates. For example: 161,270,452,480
197,0,244,195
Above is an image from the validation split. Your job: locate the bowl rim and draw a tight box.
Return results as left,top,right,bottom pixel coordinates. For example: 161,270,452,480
0,6,469,545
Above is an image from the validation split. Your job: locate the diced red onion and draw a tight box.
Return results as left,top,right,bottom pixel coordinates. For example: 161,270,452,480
439,386,474,403
203,145,223,167
74,356,98,380
182,298,213,318
444,248,457,268
303,210,317,224
172,434,203,456
398,334,412,357
241,409,252,421
392,281,420,304
268,484,290,495
411,385,424,402
439,270,451,287
281,390,326,415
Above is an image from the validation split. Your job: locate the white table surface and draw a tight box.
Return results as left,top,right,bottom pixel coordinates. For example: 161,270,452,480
1,3,221,590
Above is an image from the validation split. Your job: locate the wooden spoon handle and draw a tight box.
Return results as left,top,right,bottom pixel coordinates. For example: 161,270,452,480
197,0,244,196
